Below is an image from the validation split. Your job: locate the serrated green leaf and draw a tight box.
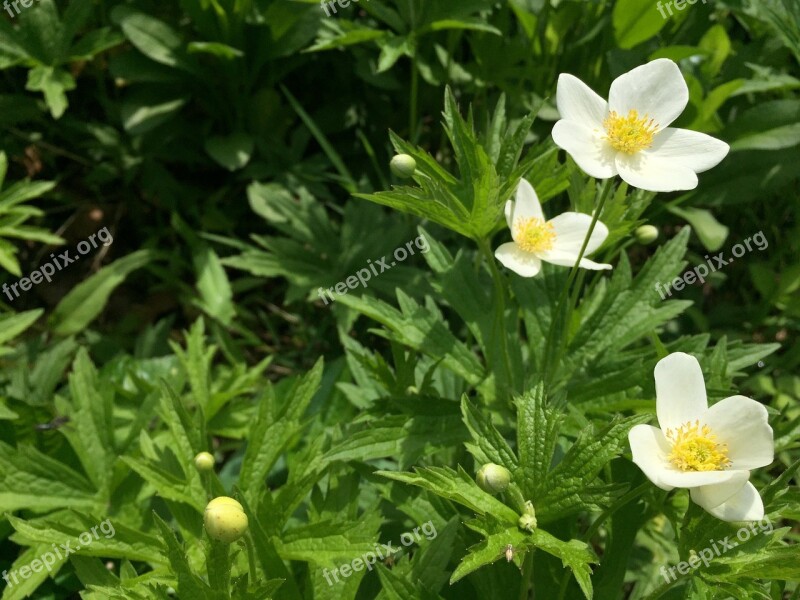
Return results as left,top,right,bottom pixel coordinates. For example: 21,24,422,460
7,513,166,564
153,514,214,598
516,383,562,500
0,442,98,513
461,397,518,470
240,359,323,500
377,466,519,524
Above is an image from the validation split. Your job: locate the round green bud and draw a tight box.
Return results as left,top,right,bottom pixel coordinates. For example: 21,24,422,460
476,463,511,494
204,496,249,543
194,452,215,472
635,225,659,245
390,154,416,179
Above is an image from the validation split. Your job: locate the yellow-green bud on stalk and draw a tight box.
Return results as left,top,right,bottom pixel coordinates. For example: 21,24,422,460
635,225,658,245
476,463,511,494
390,154,416,179
518,501,537,532
194,451,215,472
204,496,249,543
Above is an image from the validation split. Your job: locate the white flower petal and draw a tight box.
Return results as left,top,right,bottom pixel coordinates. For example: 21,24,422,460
700,482,765,522
538,249,612,270
629,425,748,489
616,152,698,192
646,128,730,173
629,424,675,491
552,120,618,179
655,353,708,432
504,199,513,230
690,473,751,510
608,59,689,129
511,179,544,225
548,213,609,254
495,242,542,278
702,396,774,470
574,256,612,270
556,73,608,129
659,468,750,489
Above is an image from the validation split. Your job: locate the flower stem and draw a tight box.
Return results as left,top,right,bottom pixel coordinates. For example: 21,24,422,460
479,238,515,396
244,532,258,583
643,575,684,600
543,180,613,390
518,550,534,600
408,0,419,143
584,481,649,542
409,45,418,143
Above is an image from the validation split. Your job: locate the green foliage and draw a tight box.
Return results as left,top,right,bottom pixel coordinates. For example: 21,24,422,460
0,0,797,599
355,90,538,241
0,153,61,276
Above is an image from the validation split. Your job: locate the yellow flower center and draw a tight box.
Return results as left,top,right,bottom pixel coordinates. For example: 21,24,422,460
603,110,659,154
666,421,731,472
514,218,556,253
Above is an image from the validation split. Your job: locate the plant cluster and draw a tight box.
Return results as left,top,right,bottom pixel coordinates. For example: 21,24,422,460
0,1,798,599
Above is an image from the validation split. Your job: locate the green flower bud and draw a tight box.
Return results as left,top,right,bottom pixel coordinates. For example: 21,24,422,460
518,513,537,532
194,452,215,472
518,501,537,532
476,463,511,494
204,496,249,543
635,225,659,245
390,154,416,179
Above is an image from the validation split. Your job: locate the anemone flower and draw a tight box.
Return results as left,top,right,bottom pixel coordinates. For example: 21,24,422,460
552,59,729,192
629,352,774,522
494,179,611,278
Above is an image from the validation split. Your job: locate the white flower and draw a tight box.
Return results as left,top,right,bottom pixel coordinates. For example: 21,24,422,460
494,179,611,278
552,59,729,192
629,352,774,522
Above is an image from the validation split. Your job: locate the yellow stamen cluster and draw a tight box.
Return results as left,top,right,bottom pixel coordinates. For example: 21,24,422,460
603,109,659,154
666,421,731,472
514,218,556,253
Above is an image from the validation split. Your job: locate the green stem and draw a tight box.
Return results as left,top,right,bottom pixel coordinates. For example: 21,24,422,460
542,180,613,390
408,0,419,143
584,482,649,542
518,550,534,600
409,48,419,143
208,539,232,595
555,572,570,600
643,574,683,600
244,532,258,584
554,483,649,600
479,238,515,396
505,483,527,513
